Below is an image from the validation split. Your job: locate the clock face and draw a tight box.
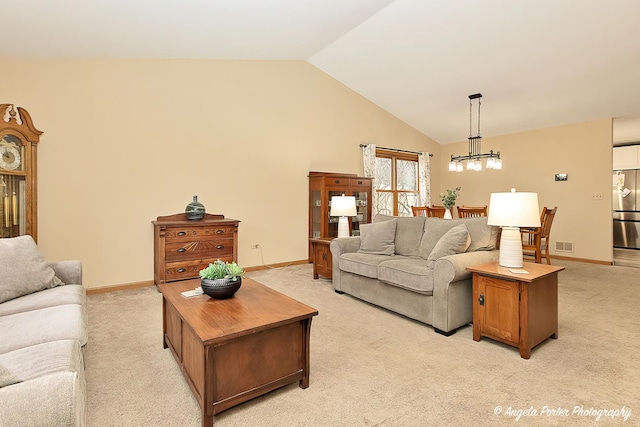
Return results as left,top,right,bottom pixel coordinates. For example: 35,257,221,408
0,145,21,170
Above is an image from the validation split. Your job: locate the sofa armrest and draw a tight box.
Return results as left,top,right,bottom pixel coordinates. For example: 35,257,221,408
431,250,500,333
433,250,500,284
330,236,361,256
0,371,85,427
330,237,361,291
49,260,83,286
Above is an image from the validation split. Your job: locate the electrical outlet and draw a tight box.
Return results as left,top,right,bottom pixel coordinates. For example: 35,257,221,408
251,244,259,249
591,194,603,200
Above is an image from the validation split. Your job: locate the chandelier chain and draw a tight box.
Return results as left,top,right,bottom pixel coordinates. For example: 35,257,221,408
477,98,481,137
469,98,473,139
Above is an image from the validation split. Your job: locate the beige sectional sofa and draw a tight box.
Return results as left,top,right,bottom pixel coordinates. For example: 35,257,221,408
0,235,87,426
330,214,500,335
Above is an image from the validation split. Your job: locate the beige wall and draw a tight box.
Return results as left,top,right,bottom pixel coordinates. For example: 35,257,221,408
0,59,440,289
438,119,613,263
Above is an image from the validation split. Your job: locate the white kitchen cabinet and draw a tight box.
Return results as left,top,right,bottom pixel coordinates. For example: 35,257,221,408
613,145,640,170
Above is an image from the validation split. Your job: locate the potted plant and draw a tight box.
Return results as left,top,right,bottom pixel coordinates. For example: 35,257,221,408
199,259,244,299
440,186,461,219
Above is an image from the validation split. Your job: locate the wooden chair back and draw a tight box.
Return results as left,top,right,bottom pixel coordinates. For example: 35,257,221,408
412,205,446,218
412,206,427,217
426,205,446,218
540,206,557,240
522,206,558,264
457,205,488,218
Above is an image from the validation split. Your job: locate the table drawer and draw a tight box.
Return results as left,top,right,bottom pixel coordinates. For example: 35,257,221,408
165,239,233,262
165,225,236,242
349,178,371,191
165,257,233,282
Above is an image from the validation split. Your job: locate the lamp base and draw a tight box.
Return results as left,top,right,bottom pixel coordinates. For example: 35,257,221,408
498,226,524,268
337,217,350,238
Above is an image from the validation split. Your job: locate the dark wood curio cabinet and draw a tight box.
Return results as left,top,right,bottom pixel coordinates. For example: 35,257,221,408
308,172,372,260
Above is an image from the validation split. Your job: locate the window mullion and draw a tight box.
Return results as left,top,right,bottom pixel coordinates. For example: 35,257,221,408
392,155,398,216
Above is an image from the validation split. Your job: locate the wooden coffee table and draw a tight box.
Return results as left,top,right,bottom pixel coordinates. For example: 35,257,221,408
158,278,318,427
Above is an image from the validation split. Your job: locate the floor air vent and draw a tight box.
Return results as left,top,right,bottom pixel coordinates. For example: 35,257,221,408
555,241,574,252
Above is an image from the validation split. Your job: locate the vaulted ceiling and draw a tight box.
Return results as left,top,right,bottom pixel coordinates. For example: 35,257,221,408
5,0,640,143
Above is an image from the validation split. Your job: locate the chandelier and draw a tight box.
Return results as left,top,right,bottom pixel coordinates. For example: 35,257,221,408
449,93,502,172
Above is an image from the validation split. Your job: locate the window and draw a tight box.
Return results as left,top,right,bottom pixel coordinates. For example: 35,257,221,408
374,149,419,216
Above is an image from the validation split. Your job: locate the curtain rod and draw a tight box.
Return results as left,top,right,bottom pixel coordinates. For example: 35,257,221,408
360,144,433,157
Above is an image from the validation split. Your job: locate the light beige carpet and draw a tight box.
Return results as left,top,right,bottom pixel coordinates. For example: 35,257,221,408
85,260,638,426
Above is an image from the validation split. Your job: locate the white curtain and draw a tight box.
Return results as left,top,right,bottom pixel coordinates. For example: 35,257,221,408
418,152,432,207
361,143,378,216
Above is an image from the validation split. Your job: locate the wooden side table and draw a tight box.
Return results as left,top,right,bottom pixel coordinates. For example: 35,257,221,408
467,262,564,359
310,238,334,279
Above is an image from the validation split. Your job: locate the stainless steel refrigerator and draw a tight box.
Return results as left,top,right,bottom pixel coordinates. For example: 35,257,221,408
613,169,640,249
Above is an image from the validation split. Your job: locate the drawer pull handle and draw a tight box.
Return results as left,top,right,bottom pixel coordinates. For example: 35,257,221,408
216,229,224,234
177,268,186,273
177,231,186,236
177,248,186,253
334,180,340,184
357,181,363,184
216,245,224,249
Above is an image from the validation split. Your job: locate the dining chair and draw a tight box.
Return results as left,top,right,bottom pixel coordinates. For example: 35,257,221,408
411,206,427,217
426,205,446,218
411,205,446,218
521,206,558,264
457,205,488,218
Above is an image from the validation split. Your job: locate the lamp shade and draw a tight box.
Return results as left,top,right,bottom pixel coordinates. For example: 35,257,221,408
487,190,541,228
330,196,357,217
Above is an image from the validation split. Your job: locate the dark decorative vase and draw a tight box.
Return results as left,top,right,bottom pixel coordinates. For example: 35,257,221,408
185,195,205,220
200,278,242,299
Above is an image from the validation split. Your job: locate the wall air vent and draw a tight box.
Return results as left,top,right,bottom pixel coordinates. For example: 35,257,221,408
555,241,574,252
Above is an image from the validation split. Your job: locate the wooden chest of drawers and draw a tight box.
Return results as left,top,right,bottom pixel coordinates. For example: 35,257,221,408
153,213,240,285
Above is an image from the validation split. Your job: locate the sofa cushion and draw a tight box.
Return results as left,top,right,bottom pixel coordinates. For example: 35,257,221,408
377,258,434,294
0,364,21,388
426,224,471,268
374,214,425,257
358,219,397,255
339,252,395,279
419,217,498,259
0,304,88,355
0,340,84,383
462,217,500,251
0,235,63,304
0,285,86,317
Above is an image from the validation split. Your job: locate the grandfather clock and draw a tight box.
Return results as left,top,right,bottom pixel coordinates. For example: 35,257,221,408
0,104,43,241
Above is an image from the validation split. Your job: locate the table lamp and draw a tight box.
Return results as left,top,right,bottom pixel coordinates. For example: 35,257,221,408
487,189,541,268
330,195,357,238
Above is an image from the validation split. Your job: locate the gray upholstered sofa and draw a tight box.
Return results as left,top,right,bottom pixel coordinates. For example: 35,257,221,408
330,214,500,335
0,235,87,426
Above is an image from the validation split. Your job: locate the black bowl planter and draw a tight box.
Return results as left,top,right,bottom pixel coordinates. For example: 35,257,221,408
201,278,242,299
